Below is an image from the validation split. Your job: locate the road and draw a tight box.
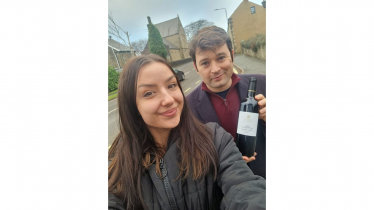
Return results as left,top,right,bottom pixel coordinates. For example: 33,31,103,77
108,62,201,147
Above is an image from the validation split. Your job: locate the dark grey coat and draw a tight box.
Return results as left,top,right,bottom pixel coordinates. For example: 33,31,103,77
108,123,266,210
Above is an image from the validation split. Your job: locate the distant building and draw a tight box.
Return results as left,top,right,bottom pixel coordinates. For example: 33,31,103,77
142,16,189,62
108,37,135,69
228,0,266,53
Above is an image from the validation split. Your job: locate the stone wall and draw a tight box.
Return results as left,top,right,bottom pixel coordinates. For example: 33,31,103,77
166,34,181,49
182,48,189,59
116,52,133,68
229,0,266,53
169,49,181,61
242,45,266,60
108,47,133,69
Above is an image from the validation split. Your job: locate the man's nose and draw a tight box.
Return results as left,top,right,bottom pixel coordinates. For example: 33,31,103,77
211,61,220,73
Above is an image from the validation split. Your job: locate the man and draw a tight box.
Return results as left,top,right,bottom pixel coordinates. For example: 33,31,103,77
186,26,266,179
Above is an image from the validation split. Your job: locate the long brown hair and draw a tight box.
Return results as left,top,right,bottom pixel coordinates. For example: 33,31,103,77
108,54,218,210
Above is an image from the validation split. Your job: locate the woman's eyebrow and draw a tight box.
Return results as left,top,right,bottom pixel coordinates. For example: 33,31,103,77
165,75,176,82
138,83,156,88
137,75,176,88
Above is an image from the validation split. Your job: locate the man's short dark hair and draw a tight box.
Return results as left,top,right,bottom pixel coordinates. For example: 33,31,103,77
189,26,233,65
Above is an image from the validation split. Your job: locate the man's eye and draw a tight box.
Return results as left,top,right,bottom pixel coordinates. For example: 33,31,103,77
202,62,208,66
168,83,177,89
219,56,225,60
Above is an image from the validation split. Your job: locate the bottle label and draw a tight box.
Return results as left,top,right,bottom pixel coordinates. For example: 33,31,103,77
237,111,259,137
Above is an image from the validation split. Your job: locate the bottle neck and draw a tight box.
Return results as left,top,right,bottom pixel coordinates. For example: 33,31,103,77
247,90,256,98
247,78,257,98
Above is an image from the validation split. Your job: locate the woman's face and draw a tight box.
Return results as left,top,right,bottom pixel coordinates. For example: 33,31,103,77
136,62,184,134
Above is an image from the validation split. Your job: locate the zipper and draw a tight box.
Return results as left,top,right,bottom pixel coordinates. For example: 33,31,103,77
223,99,228,108
157,158,178,210
206,88,230,111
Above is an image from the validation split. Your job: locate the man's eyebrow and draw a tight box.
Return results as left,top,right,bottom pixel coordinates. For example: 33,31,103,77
216,52,228,57
198,57,209,64
137,75,176,88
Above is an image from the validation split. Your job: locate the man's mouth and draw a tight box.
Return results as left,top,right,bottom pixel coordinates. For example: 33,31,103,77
212,74,223,80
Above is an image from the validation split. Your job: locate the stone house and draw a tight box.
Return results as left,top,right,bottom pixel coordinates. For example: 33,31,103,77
228,0,266,53
108,37,135,69
142,16,189,62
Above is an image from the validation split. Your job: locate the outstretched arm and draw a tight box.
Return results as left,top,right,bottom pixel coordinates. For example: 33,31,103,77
213,124,266,209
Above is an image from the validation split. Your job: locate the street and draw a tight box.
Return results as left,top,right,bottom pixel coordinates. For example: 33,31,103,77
108,55,265,147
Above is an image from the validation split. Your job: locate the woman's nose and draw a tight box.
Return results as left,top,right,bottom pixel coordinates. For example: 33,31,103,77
161,90,174,106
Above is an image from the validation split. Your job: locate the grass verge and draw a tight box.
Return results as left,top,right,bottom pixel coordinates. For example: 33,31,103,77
109,93,117,101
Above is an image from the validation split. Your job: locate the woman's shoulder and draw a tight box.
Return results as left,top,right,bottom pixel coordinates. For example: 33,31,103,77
108,193,125,210
205,122,233,148
205,122,224,135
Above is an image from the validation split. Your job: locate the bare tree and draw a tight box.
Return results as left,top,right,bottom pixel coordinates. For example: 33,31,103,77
131,39,148,56
108,13,134,55
184,19,214,43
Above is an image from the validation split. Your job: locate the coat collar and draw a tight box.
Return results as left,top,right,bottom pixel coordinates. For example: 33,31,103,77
236,74,250,102
194,89,221,124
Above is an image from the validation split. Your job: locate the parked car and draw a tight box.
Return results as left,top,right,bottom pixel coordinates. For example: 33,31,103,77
173,68,185,81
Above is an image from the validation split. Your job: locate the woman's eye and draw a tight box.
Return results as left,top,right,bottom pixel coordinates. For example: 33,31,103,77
168,83,177,89
143,91,153,97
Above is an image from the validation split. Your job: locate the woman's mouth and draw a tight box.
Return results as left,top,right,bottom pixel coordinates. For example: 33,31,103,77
160,108,177,117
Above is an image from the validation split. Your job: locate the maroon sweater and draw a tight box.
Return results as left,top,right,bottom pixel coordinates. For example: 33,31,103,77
201,73,241,141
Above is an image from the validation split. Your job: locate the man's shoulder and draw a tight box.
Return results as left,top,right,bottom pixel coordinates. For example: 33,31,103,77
238,74,266,89
186,85,201,102
238,74,266,80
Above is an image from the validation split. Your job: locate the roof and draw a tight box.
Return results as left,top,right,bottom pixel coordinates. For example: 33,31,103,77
154,17,180,38
108,38,132,51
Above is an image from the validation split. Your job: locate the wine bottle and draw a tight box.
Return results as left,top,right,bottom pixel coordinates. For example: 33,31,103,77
236,77,259,158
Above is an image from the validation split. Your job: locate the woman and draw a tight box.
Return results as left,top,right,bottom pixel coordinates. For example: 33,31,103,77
108,54,265,210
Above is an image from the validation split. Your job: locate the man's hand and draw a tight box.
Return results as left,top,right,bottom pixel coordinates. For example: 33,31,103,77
255,94,266,122
242,152,257,163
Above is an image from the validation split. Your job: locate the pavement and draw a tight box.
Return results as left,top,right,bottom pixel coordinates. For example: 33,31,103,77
234,54,266,75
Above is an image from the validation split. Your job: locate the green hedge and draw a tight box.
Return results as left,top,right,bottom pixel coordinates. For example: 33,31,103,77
241,34,266,53
108,65,120,92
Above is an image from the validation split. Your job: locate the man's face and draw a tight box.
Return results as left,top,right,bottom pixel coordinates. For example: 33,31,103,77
194,44,234,92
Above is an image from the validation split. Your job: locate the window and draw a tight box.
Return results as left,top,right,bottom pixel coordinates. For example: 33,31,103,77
251,6,256,14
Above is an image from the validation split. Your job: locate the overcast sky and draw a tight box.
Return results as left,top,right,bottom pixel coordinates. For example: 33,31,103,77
108,0,264,43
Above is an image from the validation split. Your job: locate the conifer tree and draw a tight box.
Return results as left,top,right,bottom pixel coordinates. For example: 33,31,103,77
147,16,168,60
